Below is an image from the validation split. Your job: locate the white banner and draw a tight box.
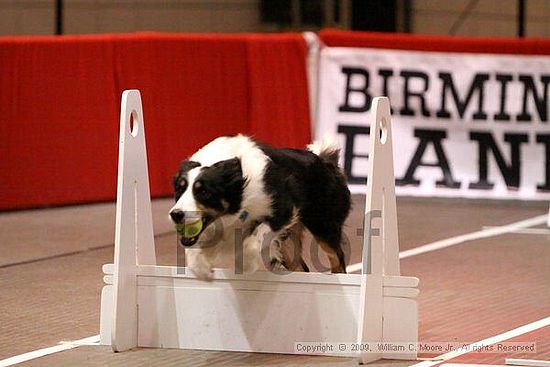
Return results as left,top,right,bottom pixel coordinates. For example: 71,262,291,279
316,47,550,200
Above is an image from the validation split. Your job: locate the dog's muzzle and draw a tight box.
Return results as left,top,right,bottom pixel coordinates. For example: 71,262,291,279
169,210,214,247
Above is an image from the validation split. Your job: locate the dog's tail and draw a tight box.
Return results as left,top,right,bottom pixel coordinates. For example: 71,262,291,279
307,135,340,166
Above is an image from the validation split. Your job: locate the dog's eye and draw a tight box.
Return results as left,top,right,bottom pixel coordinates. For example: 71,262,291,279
194,181,211,198
179,179,187,189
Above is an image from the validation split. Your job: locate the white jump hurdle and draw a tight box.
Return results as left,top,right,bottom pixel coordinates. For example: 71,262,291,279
99,90,419,364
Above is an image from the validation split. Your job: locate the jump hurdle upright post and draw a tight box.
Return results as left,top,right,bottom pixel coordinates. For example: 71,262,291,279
110,90,156,352
100,91,419,364
357,97,402,364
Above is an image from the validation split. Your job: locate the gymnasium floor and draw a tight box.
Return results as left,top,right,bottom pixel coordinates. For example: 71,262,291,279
1,195,549,366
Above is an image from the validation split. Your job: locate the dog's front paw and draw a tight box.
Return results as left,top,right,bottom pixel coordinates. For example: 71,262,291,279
242,256,260,274
190,264,214,281
186,249,215,281
241,230,265,273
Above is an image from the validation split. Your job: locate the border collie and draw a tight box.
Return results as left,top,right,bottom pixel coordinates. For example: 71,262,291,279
169,135,351,280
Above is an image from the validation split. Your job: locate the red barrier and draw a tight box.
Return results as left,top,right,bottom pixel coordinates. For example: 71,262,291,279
0,33,311,210
0,35,120,210
319,29,550,55
246,34,311,146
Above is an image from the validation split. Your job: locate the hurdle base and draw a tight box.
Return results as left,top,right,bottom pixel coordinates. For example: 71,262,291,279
100,265,418,360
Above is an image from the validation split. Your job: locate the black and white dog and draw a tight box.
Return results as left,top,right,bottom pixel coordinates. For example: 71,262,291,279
169,135,351,280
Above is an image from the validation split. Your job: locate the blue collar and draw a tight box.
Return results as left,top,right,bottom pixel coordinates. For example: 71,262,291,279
238,210,249,222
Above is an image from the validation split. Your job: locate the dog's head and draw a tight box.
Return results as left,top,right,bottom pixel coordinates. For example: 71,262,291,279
169,157,247,247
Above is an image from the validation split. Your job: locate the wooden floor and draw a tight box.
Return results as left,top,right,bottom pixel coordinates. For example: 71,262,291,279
0,195,548,366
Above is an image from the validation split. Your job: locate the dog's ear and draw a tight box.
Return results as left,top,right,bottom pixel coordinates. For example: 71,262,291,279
173,160,201,199
209,158,247,213
178,160,201,174
210,157,246,188
174,160,201,186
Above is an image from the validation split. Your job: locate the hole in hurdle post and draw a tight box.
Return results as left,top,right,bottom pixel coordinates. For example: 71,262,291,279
379,117,388,144
129,110,139,137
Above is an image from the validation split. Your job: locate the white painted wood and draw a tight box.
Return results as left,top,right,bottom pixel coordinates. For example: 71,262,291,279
382,287,420,298
100,280,416,357
383,296,418,360
99,286,113,346
111,90,157,352
356,273,383,363
103,264,419,291
303,31,321,132
100,91,419,363
135,265,360,284
103,264,418,287
103,273,417,298
506,359,550,367
383,275,419,287
361,96,400,277
357,97,402,364
137,282,361,356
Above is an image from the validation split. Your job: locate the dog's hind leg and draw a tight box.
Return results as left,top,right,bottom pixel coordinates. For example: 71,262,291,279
302,215,347,273
313,227,347,273
280,223,309,272
260,223,309,273
265,228,291,272
317,240,346,273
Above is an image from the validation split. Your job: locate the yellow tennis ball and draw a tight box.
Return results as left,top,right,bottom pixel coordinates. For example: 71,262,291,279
176,220,203,238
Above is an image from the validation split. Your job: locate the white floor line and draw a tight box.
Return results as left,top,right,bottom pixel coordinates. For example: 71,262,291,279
346,214,548,273
408,316,550,367
506,358,550,367
481,227,550,235
0,335,100,367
